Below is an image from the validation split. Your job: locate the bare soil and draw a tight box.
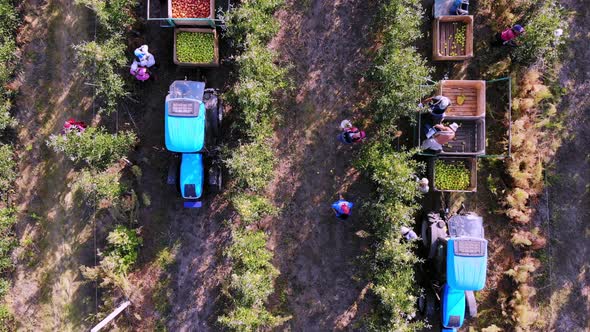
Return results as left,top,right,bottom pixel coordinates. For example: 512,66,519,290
533,1,590,330
266,1,378,330
121,2,233,329
6,0,96,330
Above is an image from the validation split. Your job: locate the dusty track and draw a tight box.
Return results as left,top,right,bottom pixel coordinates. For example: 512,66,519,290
536,0,590,329
7,0,95,330
123,5,232,329
267,1,378,330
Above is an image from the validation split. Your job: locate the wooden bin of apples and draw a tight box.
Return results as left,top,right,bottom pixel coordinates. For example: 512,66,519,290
168,0,215,25
173,28,219,67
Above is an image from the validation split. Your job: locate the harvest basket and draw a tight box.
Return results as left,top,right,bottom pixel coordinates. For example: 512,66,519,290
432,15,474,61
168,0,215,26
173,28,219,67
430,157,477,193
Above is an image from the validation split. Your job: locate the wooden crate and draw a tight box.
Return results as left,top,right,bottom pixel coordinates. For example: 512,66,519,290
168,0,215,26
439,80,486,117
430,157,477,193
433,15,473,61
173,28,219,67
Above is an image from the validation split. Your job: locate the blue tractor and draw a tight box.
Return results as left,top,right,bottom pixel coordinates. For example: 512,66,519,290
420,208,488,331
164,80,223,208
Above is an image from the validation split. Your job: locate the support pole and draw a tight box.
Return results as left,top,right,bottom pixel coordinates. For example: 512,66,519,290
91,301,132,332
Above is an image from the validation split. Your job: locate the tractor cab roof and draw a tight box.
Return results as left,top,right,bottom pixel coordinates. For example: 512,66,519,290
165,81,206,153
448,213,484,239
446,213,487,291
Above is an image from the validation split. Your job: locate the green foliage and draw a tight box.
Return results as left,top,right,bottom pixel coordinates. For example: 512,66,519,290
0,101,16,132
218,305,289,332
232,193,278,225
0,208,16,276
0,39,16,87
220,1,287,329
0,278,8,298
356,1,432,329
219,229,288,331
226,229,275,273
513,1,568,65
372,0,432,128
0,304,15,332
75,0,137,34
105,225,142,274
0,145,15,195
74,168,125,204
46,126,137,170
225,138,276,192
224,0,283,45
228,37,288,134
74,36,128,114
356,143,424,331
0,0,18,137
0,0,18,42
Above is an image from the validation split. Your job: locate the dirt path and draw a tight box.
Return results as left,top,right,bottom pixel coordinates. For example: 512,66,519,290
123,8,232,329
535,0,590,330
267,1,378,330
6,0,95,330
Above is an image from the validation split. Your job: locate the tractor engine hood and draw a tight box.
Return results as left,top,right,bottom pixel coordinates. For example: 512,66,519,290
180,153,203,199
446,237,488,290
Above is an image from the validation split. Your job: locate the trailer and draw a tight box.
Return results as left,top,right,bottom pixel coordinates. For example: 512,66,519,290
147,0,222,67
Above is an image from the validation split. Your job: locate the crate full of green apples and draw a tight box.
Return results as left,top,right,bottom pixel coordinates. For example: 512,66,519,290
173,28,219,67
431,157,477,192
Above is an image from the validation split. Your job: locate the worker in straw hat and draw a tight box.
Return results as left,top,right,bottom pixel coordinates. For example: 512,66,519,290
421,122,459,152
401,226,418,241
416,177,430,194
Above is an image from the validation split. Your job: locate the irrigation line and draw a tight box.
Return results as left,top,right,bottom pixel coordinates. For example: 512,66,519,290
544,169,553,317
91,10,99,317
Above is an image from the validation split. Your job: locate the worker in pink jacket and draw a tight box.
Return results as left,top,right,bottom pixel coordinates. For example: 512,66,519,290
493,24,525,47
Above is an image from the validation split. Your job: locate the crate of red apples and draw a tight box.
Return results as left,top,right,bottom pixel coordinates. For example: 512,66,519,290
168,0,215,25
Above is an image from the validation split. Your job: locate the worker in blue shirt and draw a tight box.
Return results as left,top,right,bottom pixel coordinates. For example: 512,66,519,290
332,196,353,220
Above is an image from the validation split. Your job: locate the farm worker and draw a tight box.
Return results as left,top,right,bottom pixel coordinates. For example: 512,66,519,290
421,95,451,124
450,0,469,15
134,45,156,68
331,196,353,221
416,177,430,194
62,118,87,134
421,122,459,152
493,24,525,47
130,66,150,81
401,226,418,241
337,119,366,144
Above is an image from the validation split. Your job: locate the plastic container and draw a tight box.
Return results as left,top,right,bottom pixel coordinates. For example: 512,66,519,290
168,0,215,26
173,28,219,67
430,157,477,192
433,15,474,61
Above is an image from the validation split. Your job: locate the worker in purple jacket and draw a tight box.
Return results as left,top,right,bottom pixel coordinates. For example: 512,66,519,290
332,196,353,220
